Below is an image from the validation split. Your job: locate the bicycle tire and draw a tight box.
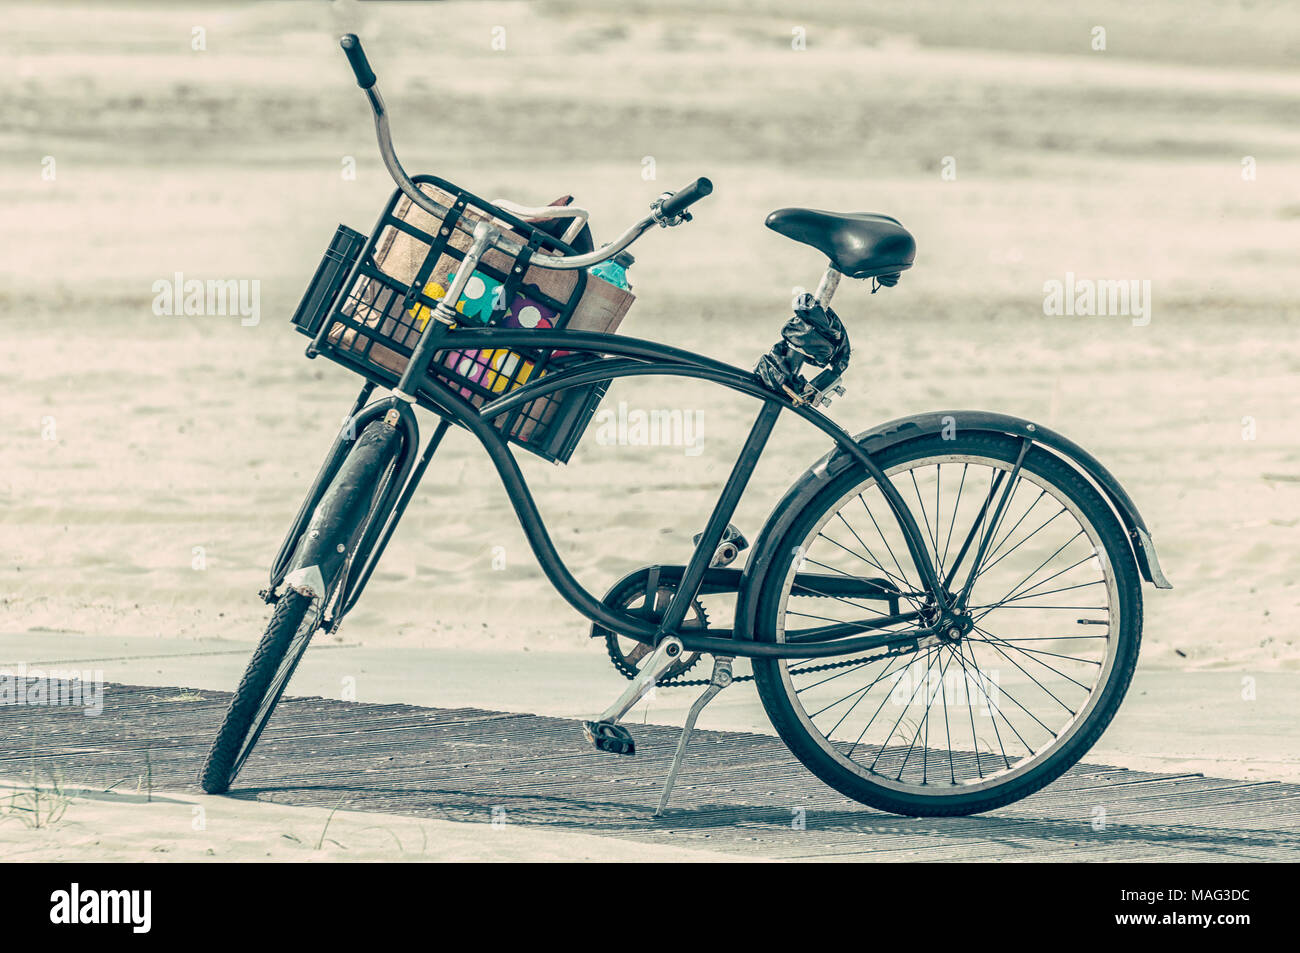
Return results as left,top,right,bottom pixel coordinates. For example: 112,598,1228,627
752,431,1143,816
199,590,319,794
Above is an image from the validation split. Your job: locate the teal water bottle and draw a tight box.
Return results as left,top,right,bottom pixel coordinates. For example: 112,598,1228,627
589,252,635,290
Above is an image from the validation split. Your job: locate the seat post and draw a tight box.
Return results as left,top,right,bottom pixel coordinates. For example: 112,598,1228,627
814,266,841,307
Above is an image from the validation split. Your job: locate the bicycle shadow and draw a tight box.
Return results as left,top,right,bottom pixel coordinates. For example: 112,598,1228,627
224,780,1297,860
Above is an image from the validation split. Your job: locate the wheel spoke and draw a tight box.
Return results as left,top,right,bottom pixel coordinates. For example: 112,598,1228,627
934,464,944,578
865,647,940,768
980,488,1047,570
812,533,916,610
970,623,1099,688
949,643,984,777
940,463,968,572
946,640,1014,769
968,506,1068,586
945,638,1037,758
969,624,1083,713
821,656,905,734
796,555,915,618
967,635,1101,668
977,529,1086,616
909,468,942,573
990,552,1098,607
798,652,899,699
957,450,1028,607
941,467,1004,591
977,578,1105,605
896,649,956,781
857,494,921,605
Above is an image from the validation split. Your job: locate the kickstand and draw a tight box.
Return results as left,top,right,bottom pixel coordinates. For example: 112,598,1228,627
655,656,734,817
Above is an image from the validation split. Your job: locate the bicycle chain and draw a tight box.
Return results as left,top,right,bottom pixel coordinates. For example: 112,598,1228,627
654,639,922,687
607,584,923,688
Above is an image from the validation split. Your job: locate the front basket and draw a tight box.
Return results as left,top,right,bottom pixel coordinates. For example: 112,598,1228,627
290,176,634,464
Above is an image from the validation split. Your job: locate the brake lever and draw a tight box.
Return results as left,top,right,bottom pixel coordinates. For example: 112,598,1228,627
649,196,692,228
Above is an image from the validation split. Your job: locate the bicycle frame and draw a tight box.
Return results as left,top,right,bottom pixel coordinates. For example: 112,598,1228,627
270,37,961,661
273,311,957,662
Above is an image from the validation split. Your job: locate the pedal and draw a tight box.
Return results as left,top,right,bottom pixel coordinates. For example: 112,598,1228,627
583,635,684,755
583,720,636,756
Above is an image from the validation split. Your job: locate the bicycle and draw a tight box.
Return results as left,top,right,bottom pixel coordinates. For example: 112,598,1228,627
199,35,1172,817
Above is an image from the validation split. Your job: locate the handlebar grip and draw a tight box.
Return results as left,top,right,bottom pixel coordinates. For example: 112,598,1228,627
659,177,713,218
340,34,376,89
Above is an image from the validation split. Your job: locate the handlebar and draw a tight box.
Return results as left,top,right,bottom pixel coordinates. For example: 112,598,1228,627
338,34,711,270
657,177,713,220
340,34,376,89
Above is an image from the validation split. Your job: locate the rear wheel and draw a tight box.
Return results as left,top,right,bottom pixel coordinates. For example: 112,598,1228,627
752,431,1142,816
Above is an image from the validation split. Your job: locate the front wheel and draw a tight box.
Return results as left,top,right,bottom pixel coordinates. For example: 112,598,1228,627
752,431,1142,816
199,418,403,794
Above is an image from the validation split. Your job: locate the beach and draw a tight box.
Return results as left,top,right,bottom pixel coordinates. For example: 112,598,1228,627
1,0,1298,862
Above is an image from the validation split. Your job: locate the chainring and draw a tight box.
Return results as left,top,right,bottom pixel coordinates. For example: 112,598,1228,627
593,578,708,683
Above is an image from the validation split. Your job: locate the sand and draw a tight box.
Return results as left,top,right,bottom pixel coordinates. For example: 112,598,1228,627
2,5,1298,685
0,777,749,862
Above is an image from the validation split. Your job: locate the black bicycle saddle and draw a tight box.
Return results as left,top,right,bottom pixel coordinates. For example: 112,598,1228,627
765,208,916,280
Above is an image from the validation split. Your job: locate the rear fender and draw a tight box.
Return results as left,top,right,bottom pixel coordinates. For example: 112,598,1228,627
734,410,1171,641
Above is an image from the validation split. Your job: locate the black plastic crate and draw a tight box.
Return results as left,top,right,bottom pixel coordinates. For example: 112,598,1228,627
290,176,628,464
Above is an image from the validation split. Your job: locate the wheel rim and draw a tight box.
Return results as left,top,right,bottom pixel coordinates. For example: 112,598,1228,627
774,452,1121,798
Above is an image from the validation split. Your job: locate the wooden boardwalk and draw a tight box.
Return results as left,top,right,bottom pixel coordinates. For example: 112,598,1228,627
3,681,1297,861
